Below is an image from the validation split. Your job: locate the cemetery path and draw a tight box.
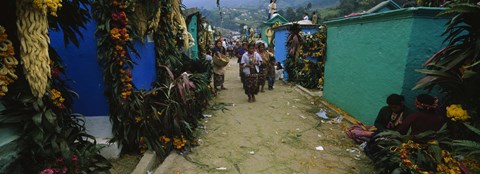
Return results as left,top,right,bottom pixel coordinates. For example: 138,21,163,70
155,58,373,174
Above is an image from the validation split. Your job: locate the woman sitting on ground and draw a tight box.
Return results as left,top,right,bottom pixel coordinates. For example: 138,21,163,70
397,94,444,135
374,94,413,132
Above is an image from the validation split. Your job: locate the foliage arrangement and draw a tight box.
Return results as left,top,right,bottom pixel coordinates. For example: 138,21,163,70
0,25,18,96
285,24,326,89
364,2,480,173
300,31,326,59
414,1,480,131
93,0,148,153
1,0,111,173
93,0,212,159
368,127,480,174
151,0,213,157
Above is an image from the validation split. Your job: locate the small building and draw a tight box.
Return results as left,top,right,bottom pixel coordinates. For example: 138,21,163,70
261,14,288,47
48,6,157,157
323,7,449,124
367,0,401,14
185,8,200,60
273,22,319,80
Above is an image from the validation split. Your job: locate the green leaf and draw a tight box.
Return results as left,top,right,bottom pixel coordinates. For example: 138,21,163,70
32,113,43,126
463,123,480,136
413,76,439,90
415,69,457,79
0,126,22,147
44,109,56,125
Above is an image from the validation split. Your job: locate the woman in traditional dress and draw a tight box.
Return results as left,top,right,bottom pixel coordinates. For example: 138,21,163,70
212,39,227,91
241,43,263,102
266,46,276,90
397,94,444,135
256,42,269,92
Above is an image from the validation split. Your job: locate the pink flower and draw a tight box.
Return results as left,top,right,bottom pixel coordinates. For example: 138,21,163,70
71,155,78,161
61,166,68,174
55,157,64,164
51,67,61,78
40,169,54,174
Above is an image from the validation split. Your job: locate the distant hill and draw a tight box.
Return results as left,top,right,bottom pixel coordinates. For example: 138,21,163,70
183,0,339,10
190,0,341,35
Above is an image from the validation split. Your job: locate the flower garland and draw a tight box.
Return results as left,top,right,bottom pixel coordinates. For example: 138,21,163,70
110,1,133,102
285,26,326,89
39,155,80,174
446,104,471,122
397,141,462,174
93,0,141,153
300,31,326,59
50,88,65,109
0,26,18,96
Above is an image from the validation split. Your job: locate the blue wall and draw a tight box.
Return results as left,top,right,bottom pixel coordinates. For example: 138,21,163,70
50,21,109,116
50,22,157,116
131,40,156,90
273,25,318,80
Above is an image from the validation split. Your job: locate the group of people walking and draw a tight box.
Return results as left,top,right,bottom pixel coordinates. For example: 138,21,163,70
239,42,276,102
207,39,277,103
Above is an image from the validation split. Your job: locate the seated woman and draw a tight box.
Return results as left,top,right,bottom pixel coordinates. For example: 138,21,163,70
397,94,444,135
374,94,413,132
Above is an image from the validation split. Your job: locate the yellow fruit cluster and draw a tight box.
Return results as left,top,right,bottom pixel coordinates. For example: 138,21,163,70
446,104,470,121
0,26,19,96
17,0,51,98
33,0,63,16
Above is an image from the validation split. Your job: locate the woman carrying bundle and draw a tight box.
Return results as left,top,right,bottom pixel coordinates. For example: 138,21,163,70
212,39,228,91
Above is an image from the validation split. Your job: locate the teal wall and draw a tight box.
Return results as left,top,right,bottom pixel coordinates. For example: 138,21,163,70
261,25,268,44
323,8,448,124
188,15,199,60
402,17,448,106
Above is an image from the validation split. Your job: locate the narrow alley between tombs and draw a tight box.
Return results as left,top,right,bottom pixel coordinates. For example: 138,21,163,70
154,59,373,174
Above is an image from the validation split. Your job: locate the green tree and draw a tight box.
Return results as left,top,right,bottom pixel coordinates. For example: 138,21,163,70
295,7,306,20
338,0,358,14
285,7,296,21
278,9,285,16
307,2,312,10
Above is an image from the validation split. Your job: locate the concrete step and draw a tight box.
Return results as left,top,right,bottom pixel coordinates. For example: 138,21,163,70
95,138,121,159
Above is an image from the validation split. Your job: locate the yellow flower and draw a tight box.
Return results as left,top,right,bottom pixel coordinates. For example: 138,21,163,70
135,116,141,123
446,104,470,121
160,136,171,143
110,28,121,40
115,45,123,51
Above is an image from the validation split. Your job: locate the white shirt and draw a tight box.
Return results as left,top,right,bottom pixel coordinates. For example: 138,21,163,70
303,15,309,20
269,3,277,14
222,41,227,50
241,52,262,75
205,54,213,62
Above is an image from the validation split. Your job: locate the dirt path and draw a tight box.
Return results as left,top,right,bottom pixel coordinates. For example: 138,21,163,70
155,58,374,174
